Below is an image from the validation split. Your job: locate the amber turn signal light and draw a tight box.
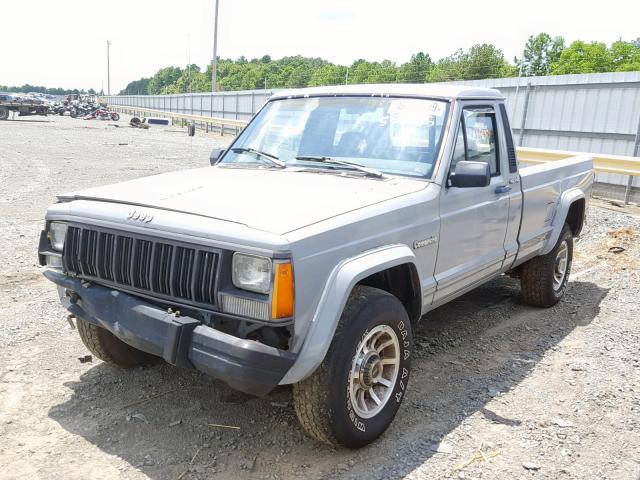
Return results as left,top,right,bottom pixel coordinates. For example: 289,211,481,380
271,262,294,319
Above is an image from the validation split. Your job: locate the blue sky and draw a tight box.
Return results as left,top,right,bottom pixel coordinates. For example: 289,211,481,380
2,0,637,92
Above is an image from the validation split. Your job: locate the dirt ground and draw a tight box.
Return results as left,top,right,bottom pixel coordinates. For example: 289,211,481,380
0,114,638,480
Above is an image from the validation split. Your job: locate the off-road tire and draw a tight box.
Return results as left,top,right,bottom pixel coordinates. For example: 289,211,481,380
0,107,9,120
293,286,413,448
76,317,158,367
520,223,573,307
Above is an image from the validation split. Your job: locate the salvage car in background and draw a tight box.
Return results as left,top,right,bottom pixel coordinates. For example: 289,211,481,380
39,84,593,447
0,93,50,119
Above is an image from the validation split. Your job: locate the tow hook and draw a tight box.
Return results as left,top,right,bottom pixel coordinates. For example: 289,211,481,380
65,289,80,304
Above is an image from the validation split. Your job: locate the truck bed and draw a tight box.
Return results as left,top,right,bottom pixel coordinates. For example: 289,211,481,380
515,154,594,265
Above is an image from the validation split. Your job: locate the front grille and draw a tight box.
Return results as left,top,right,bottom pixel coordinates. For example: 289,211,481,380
63,225,219,308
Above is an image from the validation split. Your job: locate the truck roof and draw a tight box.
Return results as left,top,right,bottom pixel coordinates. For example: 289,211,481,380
270,83,503,101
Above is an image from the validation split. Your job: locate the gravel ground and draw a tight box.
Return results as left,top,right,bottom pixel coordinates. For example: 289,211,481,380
0,114,639,480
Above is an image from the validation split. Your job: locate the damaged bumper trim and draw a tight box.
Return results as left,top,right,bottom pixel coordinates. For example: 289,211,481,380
43,270,296,396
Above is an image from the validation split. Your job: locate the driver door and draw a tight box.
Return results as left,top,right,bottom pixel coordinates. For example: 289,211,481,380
433,103,510,302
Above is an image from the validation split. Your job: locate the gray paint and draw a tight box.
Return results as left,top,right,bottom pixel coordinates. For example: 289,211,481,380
49,86,593,386
58,167,428,236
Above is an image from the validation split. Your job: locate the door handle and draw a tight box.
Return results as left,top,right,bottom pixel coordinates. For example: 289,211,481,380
495,185,512,194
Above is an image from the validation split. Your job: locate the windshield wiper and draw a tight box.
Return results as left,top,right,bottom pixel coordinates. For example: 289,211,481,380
295,155,383,178
231,147,286,168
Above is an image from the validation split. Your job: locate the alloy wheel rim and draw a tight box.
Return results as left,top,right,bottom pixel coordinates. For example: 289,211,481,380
348,325,400,419
553,241,569,290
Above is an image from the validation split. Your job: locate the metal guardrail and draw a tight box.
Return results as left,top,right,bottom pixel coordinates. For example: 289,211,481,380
108,105,246,135
518,147,640,203
517,147,640,176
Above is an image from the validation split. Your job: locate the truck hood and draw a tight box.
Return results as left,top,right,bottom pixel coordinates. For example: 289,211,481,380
60,167,427,235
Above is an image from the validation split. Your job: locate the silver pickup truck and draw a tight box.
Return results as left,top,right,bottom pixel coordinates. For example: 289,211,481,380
39,84,593,448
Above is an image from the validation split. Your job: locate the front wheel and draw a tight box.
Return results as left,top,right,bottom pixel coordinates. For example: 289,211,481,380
0,107,9,120
520,223,573,307
76,317,158,368
293,286,412,448
110,112,120,121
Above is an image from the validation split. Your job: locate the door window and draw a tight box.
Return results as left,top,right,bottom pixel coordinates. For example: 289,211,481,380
450,107,499,176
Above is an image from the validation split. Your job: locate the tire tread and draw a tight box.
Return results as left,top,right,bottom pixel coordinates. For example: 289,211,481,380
292,286,404,447
520,223,573,307
76,318,156,367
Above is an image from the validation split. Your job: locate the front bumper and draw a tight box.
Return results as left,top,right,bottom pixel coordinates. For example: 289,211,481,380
44,270,296,396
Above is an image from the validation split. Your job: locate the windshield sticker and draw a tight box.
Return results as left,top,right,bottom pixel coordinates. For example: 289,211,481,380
429,101,446,117
388,99,446,119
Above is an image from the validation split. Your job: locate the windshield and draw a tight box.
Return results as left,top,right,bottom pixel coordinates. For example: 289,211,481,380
219,96,450,178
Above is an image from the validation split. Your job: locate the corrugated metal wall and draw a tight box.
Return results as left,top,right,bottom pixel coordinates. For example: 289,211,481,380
108,90,272,123
450,72,640,189
106,72,640,193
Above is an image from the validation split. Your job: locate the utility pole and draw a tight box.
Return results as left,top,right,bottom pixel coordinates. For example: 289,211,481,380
106,40,111,96
211,0,219,92
187,34,191,93
512,49,526,120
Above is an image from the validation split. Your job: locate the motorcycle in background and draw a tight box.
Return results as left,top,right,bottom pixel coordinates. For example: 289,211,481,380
83,108,120,121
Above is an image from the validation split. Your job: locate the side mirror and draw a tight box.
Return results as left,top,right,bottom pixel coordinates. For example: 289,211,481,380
209,148,226,165
449,161,490,188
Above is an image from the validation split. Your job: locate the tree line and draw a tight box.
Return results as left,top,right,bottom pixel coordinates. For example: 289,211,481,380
0,85,98,96
118,34,640,95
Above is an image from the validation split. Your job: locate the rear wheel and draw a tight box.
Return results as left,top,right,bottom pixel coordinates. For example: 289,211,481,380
293,286,412,448
520,223,573,307
0,107,9,120
76,317,158,368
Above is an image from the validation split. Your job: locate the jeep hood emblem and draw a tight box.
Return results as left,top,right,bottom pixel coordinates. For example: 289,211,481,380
127,209,153,223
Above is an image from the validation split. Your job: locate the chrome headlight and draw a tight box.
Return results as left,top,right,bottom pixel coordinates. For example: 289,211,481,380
48,222,68,251
232,253,272,294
